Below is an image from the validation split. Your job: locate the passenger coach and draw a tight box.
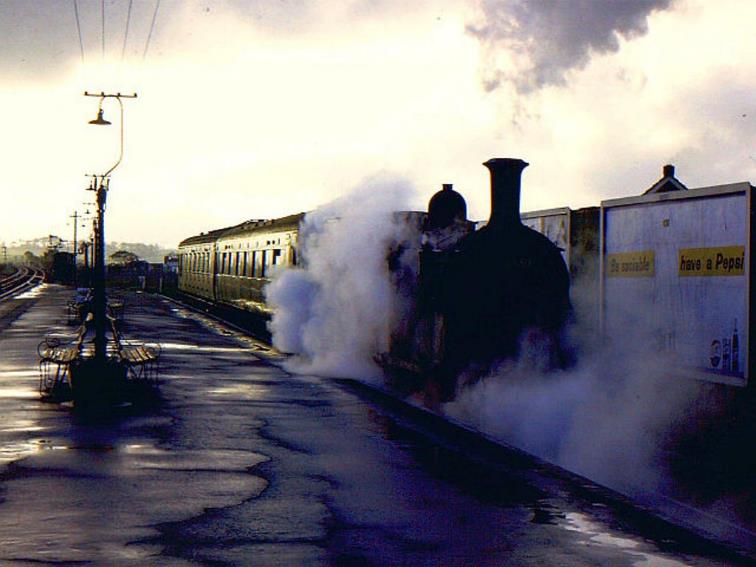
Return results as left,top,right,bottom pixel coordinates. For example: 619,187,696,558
177,213,304,315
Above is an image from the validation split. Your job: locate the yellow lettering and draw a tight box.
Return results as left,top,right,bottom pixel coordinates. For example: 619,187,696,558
606,251,655,278
678,246,745,277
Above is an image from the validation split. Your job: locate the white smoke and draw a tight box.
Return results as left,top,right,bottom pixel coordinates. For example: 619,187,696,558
468,0,674,94
266,173,417,380
445,290,702,496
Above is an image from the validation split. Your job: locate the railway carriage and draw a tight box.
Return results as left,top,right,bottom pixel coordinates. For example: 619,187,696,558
177,213,304,316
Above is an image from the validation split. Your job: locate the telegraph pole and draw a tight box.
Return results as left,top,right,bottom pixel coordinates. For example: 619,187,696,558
70,210,79,286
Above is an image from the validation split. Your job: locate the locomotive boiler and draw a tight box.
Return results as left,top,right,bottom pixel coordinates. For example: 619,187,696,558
381,158,572,400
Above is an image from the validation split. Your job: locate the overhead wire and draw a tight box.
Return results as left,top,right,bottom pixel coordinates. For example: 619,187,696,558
142,0,161,62
73,0,84,62
101,0,105,61
121,0,133,62
74,0,163,87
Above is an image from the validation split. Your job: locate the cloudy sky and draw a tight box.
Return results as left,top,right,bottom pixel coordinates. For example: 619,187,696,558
1,0,754,247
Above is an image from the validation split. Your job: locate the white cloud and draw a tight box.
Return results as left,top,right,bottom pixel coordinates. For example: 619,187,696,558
0,0,753,247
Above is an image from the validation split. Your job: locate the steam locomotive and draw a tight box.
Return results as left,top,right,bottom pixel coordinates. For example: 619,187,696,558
379,159,573,399
176,158,754,393
177,157,574,399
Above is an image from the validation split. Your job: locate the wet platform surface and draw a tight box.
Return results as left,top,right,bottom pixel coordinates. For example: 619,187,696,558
0,285,751,565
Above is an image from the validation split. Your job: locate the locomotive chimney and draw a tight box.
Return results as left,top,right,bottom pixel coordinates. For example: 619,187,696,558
483,158,529,228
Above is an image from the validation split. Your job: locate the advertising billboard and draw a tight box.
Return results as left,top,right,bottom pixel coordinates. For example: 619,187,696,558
600,183,752,387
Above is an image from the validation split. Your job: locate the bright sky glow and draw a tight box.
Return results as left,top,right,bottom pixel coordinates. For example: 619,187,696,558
0,0,754,247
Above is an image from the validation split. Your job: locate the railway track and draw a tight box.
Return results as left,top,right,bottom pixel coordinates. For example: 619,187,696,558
0,267,45,302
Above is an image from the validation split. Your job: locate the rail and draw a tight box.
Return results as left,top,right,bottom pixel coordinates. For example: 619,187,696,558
0,267,45,301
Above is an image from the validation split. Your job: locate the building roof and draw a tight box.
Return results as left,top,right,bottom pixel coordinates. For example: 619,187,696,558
178,213,306,249
643,164,688,195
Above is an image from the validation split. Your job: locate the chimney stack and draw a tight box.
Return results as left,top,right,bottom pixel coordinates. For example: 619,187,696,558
483,158,529,228
663,164,675,178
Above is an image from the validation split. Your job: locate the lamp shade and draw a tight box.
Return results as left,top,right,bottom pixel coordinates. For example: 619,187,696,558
89,109,111,125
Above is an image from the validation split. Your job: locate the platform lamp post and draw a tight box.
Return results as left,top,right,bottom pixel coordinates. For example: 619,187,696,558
84,91,137,365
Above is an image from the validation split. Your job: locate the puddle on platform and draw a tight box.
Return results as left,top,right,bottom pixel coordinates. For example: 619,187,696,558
0,369,39,379
0,438,68,464
564,512,690,566
0,419,45,434
160,341,250,354
13,284,46,300
168,307,280,355
0,440,41,463
207,383,272,399
0,385,38,399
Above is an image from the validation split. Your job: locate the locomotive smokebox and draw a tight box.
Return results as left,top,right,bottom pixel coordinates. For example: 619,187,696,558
433,156,572,395
483,158,529,228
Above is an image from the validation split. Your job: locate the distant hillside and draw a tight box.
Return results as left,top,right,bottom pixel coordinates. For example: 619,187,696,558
105,242,177,263
3,238,175,264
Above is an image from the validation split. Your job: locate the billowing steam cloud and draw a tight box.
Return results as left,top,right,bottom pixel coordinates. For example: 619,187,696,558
266,174,417,380
445,295,703,497
266,170,752,534
468,0,674,93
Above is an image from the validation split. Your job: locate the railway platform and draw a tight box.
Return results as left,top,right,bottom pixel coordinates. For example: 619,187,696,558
0,284,752,565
